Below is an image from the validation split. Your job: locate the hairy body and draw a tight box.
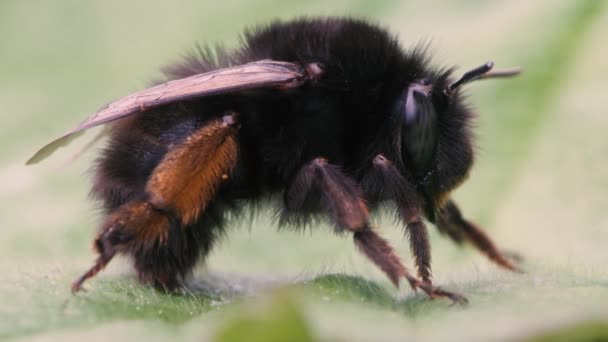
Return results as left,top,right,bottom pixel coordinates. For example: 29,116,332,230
62,18,520,302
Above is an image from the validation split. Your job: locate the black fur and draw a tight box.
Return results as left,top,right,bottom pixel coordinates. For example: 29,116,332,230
91,17,478,290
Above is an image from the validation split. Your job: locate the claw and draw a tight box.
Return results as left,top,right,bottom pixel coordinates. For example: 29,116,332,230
415,281,468,306
404,275,419,292
71,280,87,294
502,249,523,261
71,252,114,294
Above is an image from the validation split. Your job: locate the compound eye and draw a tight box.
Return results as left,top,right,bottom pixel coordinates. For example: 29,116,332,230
405,82,433,124
402,82,438,173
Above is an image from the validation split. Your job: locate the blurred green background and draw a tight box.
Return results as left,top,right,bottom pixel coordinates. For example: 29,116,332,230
1,0,607,341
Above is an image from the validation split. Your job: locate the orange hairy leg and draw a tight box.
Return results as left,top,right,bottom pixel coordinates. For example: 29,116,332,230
146,114,239,225
72,113,239,293
71,201,170,292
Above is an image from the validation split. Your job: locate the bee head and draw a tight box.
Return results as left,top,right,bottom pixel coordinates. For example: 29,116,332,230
397,61,521,215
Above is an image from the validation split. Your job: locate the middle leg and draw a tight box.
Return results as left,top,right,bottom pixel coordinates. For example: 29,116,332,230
283,157,466,303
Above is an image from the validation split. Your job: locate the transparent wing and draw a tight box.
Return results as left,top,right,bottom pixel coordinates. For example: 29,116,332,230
26,60,305,165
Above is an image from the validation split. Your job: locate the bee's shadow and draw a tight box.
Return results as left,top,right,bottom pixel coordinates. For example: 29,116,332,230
180,271,287,300
181,272,460,315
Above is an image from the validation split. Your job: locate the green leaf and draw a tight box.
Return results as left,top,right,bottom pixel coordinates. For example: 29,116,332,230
213,290,317,342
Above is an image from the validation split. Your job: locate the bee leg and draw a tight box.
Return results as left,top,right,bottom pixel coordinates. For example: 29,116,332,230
284,158,465,304
145,112,239,227
437,200,522,272
71,232,117,293
366,154,432,283
361,154,467,304
353,226,418,289
74,113,239,293
403,220,432,283
134,112,239,289
71,201,175,293
283,157,414,287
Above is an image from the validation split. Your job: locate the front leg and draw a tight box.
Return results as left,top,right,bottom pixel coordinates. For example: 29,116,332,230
436,200,522,272
363,154,432,284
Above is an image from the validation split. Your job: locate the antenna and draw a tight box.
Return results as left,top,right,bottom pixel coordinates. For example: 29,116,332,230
446,61,521,95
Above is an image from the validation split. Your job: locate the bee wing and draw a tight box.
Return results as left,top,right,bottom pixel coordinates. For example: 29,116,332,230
26,60,305,165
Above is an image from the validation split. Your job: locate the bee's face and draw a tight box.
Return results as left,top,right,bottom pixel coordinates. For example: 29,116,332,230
394,60,519,218
398,61,506,182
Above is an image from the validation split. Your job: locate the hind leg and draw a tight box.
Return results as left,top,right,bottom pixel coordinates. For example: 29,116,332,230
73,201,224,293
73,201,179,292
130,204,224,290
73,113,239,292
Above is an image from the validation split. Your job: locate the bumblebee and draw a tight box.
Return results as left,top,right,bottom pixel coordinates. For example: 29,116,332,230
28,17,521,304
